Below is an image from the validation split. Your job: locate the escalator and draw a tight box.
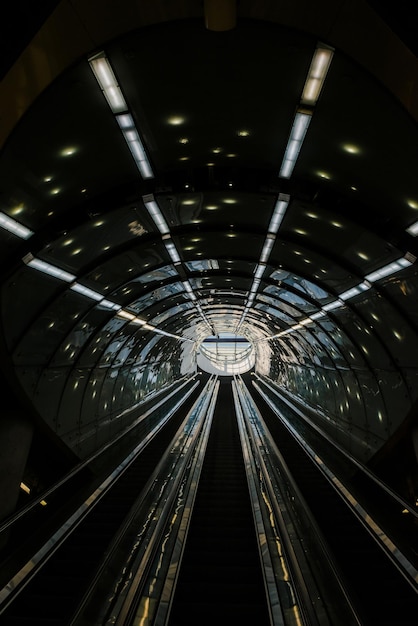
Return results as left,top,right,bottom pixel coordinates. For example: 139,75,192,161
249,375,417,626
0,380,203,626
3,374,414,625
167,377,270,626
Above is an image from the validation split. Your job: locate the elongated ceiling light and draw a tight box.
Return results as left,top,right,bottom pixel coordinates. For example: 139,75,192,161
23,254,189,340
0,212,33,239
268,194,290,234
143,194,170,235
279,112,312,179
301,45,334,106
88,52,154,179
265,254,415,341
23,255,76,282
238,195,290,329
279,44,334,179
406,221,418,236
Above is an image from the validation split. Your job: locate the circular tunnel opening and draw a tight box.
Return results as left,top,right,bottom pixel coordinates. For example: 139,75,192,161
197,332,255,375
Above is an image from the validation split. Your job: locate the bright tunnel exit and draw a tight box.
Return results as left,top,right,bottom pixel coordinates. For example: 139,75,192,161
197,332,255,375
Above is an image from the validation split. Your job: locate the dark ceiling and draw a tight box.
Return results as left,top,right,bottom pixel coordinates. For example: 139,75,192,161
1,0,418,460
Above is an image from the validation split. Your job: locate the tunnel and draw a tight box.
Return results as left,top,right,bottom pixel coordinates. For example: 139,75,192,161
0,1,418,624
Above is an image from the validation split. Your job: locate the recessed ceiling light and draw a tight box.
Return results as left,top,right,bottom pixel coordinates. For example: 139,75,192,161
63,238,74,246
350,186,357,191
168,115,185,125
317,171,331,179
207,162,215,166
179,137,189,144
331,221,343,228
94,220,105,227
407,199,418,209
223,198,237,204
179,156,189,161
10,204,24,216
50,188,60,195
358,251,369,260
81,188,87,194
306,211,319,219
182,199,196,205
342,144,360,154
226,153,237,158
237,130,250,137
60,146,77,157
212,147,222,154
43,176,52,183
294,228,307,235
206,205,219,210
71,248,83,255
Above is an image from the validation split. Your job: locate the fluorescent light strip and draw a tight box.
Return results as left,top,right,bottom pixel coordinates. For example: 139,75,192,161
25,255,187,340
321,298,340,310
266,254,416,341
120,122,154,179
365,257,414,282
143,194,169,234
254,264,266,280
406,221,418,236
301,45,334,106
279,112,312,179
165,240,181,264
310,311,326,320
268,194,290,234
260,234,276,264
0,212,33,240
89,53,127,113
24,256,76,282
339,281,370,301
89,52,128,113
67,283,120,310
89,52,154,179
71,283,104,301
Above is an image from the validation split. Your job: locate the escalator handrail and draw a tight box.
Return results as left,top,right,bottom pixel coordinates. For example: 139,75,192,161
0,374,199,537
233,379,306,626
0,377,201,613
119,378,220,626
83,376,219,626
236,376,363,626
254,374,418,519
253,378,418,591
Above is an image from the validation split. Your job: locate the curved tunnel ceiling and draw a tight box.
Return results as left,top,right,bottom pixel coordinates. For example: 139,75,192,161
1,5,418,461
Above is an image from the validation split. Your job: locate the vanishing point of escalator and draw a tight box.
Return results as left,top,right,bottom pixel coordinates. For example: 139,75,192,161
0,387,201,626
168,377,270,626
251,382,417,626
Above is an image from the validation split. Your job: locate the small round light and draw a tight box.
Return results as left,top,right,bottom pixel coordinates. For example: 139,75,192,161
317,171,331,180
168,115,185,125
342,143,360,154
179,137,189,145
237,130,250,137
60,146,77,157
407,199,418,209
